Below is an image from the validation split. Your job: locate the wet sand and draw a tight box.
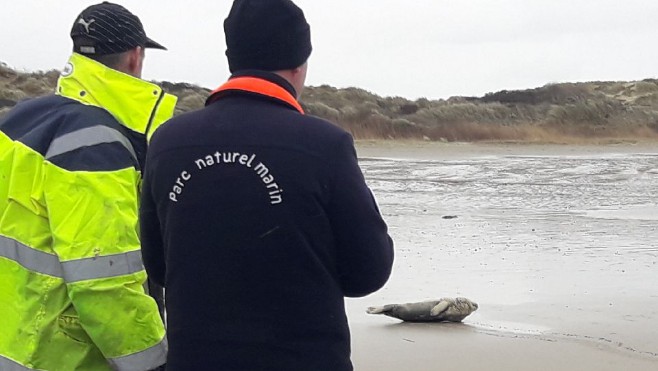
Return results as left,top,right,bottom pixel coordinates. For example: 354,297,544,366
348,141,658,371
349,318,658,371
356,139,658,160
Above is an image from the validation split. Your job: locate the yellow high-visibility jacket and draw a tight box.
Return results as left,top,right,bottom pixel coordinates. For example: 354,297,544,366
0,53,177,370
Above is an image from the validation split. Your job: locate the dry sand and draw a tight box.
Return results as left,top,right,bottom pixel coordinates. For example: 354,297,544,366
347,141,658,371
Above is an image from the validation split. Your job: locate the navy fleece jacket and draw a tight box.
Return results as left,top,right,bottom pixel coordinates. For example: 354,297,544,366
140,71,394,370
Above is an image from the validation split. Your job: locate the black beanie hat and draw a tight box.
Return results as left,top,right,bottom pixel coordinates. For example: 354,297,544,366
224,0,312,73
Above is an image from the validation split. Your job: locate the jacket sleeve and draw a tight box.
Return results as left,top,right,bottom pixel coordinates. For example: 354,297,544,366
327,133,394,297
139,157,166,287
43,140,167,371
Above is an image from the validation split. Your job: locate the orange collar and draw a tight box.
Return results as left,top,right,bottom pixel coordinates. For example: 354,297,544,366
208,77,304,114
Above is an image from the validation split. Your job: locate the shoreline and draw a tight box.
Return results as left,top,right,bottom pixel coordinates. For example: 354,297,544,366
347,291,658,370
348,141,658,370
355,139,658,160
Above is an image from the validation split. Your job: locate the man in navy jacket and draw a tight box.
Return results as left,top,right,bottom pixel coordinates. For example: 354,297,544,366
140,0,394,369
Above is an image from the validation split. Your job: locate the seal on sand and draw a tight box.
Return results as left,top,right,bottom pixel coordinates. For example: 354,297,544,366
366,297,478,322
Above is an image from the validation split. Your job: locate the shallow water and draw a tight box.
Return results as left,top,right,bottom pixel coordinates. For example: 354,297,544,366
348,147,658,359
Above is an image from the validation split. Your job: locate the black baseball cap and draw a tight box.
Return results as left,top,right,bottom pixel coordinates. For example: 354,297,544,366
70,2,166,55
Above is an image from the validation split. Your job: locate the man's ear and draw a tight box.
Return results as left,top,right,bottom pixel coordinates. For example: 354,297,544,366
126,47,144,78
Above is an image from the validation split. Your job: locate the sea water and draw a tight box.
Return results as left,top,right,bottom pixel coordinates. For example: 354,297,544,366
349,149,658,358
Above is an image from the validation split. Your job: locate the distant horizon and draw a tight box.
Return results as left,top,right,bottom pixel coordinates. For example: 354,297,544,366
2,58,656,102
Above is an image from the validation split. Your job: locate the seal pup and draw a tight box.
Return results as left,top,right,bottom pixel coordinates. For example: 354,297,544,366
367,297,478,322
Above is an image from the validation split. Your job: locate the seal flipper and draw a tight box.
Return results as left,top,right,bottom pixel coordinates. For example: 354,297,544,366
367,306,385,314
429,299,451,317
367,304,396,315
432,297,478,322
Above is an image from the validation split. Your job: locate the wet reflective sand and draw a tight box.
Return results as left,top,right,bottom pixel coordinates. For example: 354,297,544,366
348,142,658,370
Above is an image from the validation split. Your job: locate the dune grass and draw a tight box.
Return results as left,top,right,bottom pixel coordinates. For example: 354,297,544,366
1,61,657,143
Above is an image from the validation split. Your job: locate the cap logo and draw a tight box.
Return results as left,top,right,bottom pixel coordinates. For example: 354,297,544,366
80,46,96,54
77,17,95,33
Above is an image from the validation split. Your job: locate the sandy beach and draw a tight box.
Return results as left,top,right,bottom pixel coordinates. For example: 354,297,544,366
348,141,658,371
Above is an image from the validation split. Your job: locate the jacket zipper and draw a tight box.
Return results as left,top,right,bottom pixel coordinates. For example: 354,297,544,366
145,90,166,138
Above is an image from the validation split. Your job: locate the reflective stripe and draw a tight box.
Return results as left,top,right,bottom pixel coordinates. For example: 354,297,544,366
0,235,144,282
62,250,145,283
108,337,167,371
0,235,63,278
0,354,41,370
45,125,137,162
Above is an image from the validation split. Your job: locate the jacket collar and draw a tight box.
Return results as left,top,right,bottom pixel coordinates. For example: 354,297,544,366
232,70,298,97
56,53,177,140
206,71,304,114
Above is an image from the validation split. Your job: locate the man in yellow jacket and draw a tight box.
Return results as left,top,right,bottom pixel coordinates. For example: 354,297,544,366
0,2,176,370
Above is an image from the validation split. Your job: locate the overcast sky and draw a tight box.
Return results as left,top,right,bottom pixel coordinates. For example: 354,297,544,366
1,0,657,100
